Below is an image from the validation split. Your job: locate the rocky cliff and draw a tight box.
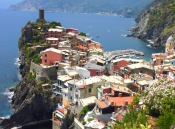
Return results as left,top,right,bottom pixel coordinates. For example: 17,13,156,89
0,78,55,129
0,21,58,129
131,0,175,47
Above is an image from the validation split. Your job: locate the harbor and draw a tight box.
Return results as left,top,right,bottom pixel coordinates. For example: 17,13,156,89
104,49,144,62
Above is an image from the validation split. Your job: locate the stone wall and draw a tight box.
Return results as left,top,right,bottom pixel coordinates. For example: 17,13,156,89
30,62,57,81
74,117,84,129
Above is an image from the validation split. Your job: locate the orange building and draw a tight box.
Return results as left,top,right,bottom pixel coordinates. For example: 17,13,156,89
41,48,62,65
152,53,166,66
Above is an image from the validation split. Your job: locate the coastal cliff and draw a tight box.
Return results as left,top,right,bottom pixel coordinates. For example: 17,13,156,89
0,20,59,129
0,78,55,129
131,0,175,47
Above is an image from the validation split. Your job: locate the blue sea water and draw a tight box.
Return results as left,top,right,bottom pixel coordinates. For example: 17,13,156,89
0,9,163,117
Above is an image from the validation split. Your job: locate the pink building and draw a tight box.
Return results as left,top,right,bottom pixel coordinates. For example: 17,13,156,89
47,28,63,38
66,28,78,34
83,64,105,76
41,48,62,65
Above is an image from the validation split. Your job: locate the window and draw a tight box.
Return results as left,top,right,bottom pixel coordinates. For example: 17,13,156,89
70,96,72,100
88,88,91,93
96,72,99,75
45,54,47,57
70,87,72,91
44,60,47,63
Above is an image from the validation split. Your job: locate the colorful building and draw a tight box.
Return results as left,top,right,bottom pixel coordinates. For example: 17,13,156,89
83,64,105,76
66,28,78,34
165,35,175,53
47,28,63,38
41,48,62,65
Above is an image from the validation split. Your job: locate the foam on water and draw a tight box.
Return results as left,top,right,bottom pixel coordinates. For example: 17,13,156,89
14,58,22,80
14,58,21,67
3,88,14,100
121,34,127,37
0,115,10,119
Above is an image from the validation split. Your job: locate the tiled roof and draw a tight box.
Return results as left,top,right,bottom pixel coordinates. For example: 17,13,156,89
78,85,85,89
48,28,63,32
95,99,108,109
42,48,62,54
83,64,105,71
57,107,64,114
77,45,87,51
80,96,97,106
107,96,133,106
94,113,112,124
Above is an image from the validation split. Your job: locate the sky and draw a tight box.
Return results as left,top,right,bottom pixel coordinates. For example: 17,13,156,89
0,0,22,9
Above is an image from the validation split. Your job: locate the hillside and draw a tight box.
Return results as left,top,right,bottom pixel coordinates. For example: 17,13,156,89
131,0,175,47
9,0,153,17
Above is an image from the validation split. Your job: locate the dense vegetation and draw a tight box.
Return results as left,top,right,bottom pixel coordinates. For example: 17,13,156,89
114,79,175,129
132,0,175,45
147,0,175,35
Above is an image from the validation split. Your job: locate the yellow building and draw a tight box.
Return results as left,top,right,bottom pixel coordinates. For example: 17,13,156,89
166,35,175,53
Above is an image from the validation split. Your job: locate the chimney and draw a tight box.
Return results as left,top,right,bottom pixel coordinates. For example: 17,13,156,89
112,112,115,119
104,93,107,98
122,106,124,111
124,100,128,106
117,108,120,113
118,93,122,97
111,100,114,106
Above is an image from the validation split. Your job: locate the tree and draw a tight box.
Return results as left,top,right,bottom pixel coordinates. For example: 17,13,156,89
79,32,86,37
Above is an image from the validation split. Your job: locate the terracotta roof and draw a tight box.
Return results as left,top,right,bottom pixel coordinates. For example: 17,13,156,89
57,107,64,114
95,99,108,109
77,45,87,51
107,96,133,106
78,85,85,89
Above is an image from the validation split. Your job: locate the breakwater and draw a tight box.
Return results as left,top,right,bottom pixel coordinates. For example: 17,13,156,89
104,49,144,62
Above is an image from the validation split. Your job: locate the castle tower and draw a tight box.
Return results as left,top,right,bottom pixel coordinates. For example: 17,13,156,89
37,9,46,22
165,35,175,53
39,9,44,20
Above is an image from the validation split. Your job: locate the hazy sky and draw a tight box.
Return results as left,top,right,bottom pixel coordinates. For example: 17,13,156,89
0,0,22,9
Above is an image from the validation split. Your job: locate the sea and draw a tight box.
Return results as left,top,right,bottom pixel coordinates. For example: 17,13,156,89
0,9,164,118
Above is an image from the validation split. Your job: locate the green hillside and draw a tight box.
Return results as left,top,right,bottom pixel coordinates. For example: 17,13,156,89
132,0,175,46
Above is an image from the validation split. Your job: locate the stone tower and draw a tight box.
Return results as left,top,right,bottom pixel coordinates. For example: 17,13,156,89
37,9,45,22
39,9,44,20
165,35,175,53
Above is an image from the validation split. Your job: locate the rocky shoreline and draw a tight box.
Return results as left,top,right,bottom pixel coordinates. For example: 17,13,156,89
127,0,174,48
0,28,56,129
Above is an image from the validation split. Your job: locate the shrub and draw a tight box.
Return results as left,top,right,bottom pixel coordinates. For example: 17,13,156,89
32,54,41,64
79,32,86,37
87,118,93,122
82,120,86,125
80,106,88,116
49,21,62,28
